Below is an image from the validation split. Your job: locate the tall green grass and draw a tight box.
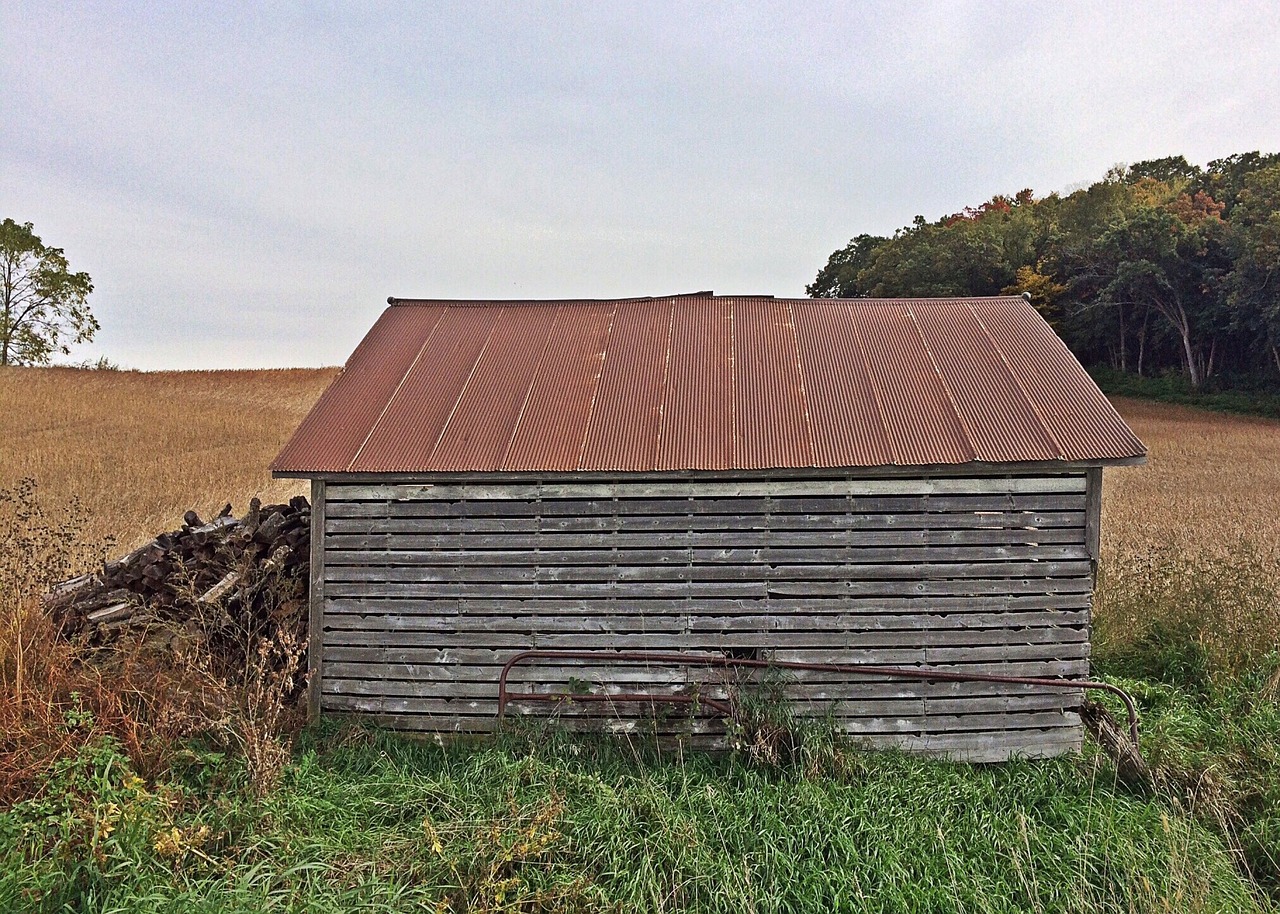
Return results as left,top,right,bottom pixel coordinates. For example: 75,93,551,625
1093,544,1280,901
2,720,1271,913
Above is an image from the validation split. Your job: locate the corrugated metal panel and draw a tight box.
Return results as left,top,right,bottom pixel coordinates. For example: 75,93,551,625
790,300,895,467
271,295,1147,475
348,306,502,473
579,298,669,471
913,301,1060,463
428,306,558,472
734,297,813,469
973,298,1146,461
658,298,734,470
502,304,614,472
272,305,447,474
854,301,975,466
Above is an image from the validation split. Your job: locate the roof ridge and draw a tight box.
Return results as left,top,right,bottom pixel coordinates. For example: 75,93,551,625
384,295,1030,308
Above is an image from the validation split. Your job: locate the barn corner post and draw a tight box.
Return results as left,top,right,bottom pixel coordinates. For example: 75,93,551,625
1085,466,1103,583
307,478,326,721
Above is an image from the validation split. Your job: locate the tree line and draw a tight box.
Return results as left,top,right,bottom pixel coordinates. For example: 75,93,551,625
809,153,1280,391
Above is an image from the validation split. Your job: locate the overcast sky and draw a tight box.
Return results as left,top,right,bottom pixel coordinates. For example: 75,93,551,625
3,2,1279,369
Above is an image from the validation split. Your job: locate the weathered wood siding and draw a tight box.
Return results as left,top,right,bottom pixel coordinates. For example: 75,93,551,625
317,473,1092,761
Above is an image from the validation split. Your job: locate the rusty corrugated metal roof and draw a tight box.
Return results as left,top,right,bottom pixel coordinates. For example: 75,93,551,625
272,295,1146,475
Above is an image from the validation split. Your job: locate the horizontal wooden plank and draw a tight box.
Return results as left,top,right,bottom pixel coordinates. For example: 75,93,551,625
318,645,1090,677
320,628,1090,659
324,593,1090,616
325,575,1094,600
325,494,1087,521
320,706,1085,736
326,511,1087,536
320,672,1081,705
324,544,1090,568
325,525,1086,552
329,712,1083,761
321,612,1087,643
326,493,1085,518
320,691,1080,727
766,577,1094,596
325,655,1085,691
319,673,1081,715
324,559,1093,585
327,476,1086,502
319,654,1088,691
323,606,1088,632
768,653,1090,677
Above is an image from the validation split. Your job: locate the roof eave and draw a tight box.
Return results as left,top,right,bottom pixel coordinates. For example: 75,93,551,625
271,454,1147,481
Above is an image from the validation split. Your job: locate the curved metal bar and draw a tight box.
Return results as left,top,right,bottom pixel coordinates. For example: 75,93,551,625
497,649,1140,746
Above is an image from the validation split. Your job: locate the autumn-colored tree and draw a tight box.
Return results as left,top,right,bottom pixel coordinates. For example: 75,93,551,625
811,151,1280,392
1001,265,1066,323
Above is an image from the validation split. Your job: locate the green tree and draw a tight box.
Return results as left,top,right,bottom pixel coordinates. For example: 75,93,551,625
0,219,97,366
1226,164,1280,374
811,151,1280,391
1124,156,1201,186
1200,151,1280,212
1085,198,1231,388
848,194,1044,299
806,234,886,298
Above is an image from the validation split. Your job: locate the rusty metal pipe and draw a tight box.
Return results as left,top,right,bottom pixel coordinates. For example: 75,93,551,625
496,649,1140,746
499,690,734,718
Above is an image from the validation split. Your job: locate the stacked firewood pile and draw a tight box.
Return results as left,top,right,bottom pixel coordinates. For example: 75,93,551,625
43,497,311,674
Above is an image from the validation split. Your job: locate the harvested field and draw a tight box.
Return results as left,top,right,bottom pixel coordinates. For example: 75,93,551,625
1103,396,1280,563
0,366,336,552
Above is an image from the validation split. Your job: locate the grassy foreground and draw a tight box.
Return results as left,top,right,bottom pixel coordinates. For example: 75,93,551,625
2,367,1279,911
1,718,1271,913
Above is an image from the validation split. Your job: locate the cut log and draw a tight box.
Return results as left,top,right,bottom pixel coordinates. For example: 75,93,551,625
252,512,287,545
87,602,133,624
262,545,293,575
1082,699,1149,787
197,570,242,605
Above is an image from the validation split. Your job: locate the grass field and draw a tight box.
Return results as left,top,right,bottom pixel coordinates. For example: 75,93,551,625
2,367,1279,912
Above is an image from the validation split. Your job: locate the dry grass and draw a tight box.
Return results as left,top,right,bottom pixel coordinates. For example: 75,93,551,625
1097,398,1280,684
0,366,335,553
1102,396,1280,563
0,366,333,800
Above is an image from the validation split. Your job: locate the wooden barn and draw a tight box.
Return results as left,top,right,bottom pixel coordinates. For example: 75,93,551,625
272,292,1146,760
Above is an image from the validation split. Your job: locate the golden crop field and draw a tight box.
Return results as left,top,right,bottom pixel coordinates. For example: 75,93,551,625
1,367,1278,564
0,366,336,552
1102,397,1280,562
